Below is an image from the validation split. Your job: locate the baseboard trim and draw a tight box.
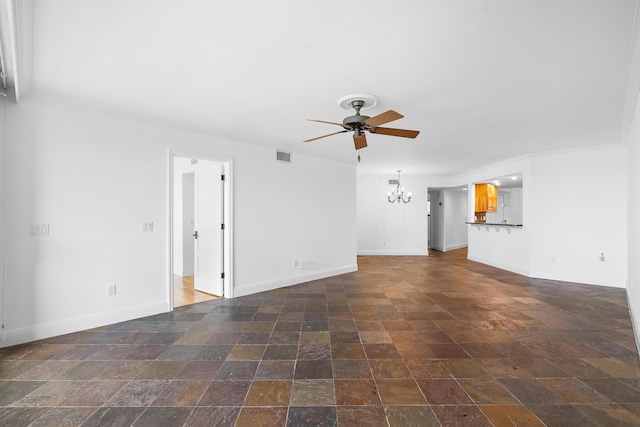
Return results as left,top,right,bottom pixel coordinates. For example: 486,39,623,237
467,254,529,276
357,250,429,256
528,270,626,289
0,301,169,348
233,264,358,298
444,243,468,252
627,291,640,355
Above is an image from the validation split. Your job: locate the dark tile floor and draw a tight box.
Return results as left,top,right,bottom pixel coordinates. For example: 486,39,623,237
1,249,640,426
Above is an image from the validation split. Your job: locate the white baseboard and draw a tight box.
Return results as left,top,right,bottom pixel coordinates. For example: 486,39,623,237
233,264,358,298
527,269,626,289
467,254,529,276
0,301,169,348
429,244,467,253
357,250,429,256
627,291,640,355
444,243,468,252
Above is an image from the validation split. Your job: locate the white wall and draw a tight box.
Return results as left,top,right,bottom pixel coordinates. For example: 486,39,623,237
627,84,640,345
528,146,626,288
0,96,6,340
508,188,523,224
444,190,468,251
172,157,190,276
357,174,435,255
468,226,531,275
181,171,195,276
233,150,357,296
2,93,357,346
464,146,627,288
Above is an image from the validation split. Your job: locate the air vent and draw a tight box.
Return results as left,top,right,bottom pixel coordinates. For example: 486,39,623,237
276,151,291,163
388,179,399,185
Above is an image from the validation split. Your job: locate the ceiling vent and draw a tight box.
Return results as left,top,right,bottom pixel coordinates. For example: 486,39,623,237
276,151,291,163
388,179,399,185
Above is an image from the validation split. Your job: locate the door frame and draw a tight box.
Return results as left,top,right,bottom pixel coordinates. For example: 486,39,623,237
168,148,234,310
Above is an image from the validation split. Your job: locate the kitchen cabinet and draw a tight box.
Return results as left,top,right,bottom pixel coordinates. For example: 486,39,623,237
475,183,498,219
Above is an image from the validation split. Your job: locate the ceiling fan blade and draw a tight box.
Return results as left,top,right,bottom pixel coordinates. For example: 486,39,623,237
353,133,367,150
307,119,346,127
371,127,420,138
363,110,404,127
303,130,348,142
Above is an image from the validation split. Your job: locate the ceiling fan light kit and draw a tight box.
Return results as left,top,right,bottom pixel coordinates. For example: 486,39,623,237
304,94,420,163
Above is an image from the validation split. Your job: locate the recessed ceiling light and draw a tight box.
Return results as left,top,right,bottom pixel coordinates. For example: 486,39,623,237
511,176,518,180
462,188,468,191
494,181,500,186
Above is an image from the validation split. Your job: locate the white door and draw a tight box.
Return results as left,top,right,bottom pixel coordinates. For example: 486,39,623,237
193,161,224,296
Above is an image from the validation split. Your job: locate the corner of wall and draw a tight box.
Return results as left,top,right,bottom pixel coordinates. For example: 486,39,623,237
628,290,640,354
233,264,358,298
0,301,169,348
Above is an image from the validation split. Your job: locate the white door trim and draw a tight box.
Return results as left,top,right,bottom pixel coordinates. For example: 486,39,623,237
168,148,234,310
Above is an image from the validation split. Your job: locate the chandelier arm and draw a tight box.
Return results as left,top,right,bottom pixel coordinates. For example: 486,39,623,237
387,170,412,204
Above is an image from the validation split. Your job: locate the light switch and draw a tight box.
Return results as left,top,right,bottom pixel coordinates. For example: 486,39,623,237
141,222,154,232
39,224,49,236
29,224,39,237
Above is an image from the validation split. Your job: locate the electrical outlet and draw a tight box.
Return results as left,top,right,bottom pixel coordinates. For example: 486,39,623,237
294,260,299,268
108,284,117,296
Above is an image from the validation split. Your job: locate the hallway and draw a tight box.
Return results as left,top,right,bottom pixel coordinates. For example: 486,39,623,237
1,250,639,426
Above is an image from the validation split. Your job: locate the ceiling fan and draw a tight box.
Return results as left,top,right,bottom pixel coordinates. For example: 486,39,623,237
304,94,420,162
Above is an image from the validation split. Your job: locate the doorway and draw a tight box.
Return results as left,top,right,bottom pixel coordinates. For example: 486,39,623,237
427,186,468,253
169,151,233,309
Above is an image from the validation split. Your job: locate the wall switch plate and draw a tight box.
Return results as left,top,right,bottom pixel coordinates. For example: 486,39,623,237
108,284,116,296
29,224,50,237
141,222,154,232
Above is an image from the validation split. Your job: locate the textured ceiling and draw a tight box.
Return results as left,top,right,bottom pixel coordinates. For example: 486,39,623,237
29,0,639,176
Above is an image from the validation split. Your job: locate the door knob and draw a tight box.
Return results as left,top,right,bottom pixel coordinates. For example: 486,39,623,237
193,231,198,239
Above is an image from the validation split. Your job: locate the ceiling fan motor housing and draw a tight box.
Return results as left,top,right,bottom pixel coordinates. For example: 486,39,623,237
303,93,419,147
343,114,370,127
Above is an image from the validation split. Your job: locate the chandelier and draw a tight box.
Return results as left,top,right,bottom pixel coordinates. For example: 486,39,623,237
387,170,412,204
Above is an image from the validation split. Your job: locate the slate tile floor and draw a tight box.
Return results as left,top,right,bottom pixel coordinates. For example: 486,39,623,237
2,249,640,426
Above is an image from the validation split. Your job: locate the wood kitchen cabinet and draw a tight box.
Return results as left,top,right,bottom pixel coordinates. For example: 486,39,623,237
475,183,498,219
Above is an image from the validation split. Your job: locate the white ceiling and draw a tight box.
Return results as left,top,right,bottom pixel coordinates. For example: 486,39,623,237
27,0,639,176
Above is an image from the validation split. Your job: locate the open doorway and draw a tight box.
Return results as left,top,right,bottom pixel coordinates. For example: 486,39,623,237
170,151,233,308
427,186,468,252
